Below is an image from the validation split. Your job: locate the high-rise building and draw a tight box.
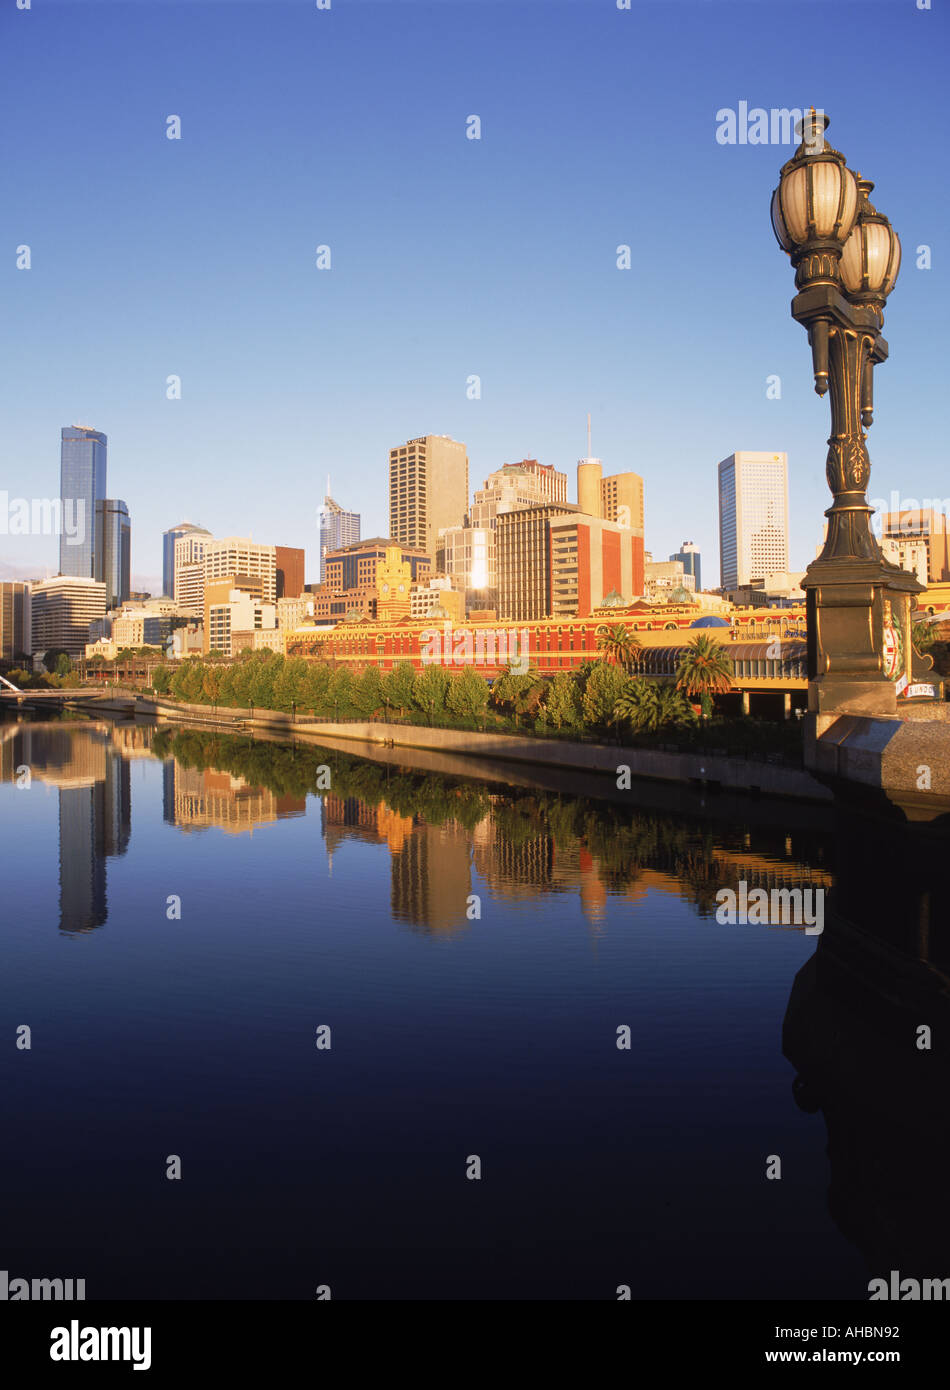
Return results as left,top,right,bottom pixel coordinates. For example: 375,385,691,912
0,582,31,663
173,530,212,616
600,472,645,535
275,546,306,599
389,435,468,561
95,499,131,609
718,452,789,590
318,494,360,583
440,460,570,606
31,576,107,660
670,541,702,591
163,523,210,598
880,508,950,582
572,418,644,538
550,515,645,617
59,426,107,579
203,538,277,604
496,503,578,622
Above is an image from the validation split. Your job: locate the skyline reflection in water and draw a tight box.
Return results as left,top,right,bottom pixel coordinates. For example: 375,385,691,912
1,715,946,1301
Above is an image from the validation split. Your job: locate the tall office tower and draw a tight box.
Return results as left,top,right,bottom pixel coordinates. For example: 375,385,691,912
0,582,31,663
163,522,210,597
601,472,645,535
389,435,468,561
503,459,568,505
717,451,789,590
318,492,361,583
31,576,107,659
549,515,644,618
95,499,131,609
441,461,570,603
59,426,107,578
670,541,702,591
174,529,212,615
496,502,578,621
203,538,277,604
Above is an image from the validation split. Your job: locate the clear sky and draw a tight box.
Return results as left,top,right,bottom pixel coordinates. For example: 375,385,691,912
1,0,947,592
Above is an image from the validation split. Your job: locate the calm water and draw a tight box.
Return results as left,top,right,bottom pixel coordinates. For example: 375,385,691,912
1,716,947,1301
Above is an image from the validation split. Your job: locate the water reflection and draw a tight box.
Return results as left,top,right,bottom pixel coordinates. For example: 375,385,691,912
784,805,950,1284
2,715,948,1296
1,719,836,938
1,722,132,933
163,760,306,834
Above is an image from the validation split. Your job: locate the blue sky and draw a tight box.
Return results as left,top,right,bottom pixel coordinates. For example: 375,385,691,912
1,0,947,591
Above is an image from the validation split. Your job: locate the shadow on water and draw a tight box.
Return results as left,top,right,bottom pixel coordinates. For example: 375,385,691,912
784,797,950,1288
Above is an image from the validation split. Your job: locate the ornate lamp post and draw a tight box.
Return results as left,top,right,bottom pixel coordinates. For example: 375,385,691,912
771,111,936,716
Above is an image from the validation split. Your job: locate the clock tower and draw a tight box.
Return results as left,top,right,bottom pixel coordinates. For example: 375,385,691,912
376,545,412,622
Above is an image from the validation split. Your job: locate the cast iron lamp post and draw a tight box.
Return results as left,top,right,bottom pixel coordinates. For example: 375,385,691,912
771,110,936,716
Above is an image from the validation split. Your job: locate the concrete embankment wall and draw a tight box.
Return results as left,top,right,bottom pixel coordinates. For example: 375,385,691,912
139,696,831,804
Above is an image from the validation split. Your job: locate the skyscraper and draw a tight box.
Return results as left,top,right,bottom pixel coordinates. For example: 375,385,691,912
389,435,468,561
0,582,31,663
96,499,131,609
670,541,702,591
163,522,210,598
440,460,570,603
173,529,212,616
718,452,789,590
318,492,360,583
59,426,107,578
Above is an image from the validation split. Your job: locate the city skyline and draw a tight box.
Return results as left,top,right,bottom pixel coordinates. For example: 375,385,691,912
3,4,947,592
9,418,818,597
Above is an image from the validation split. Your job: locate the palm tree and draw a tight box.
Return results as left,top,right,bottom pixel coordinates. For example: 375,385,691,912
615,678,697,734
654,683,698,729
675,634,733,719
596,623,641,673
614,678,659,732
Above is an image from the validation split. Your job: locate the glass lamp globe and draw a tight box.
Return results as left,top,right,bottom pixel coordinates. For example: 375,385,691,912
840,179,901,299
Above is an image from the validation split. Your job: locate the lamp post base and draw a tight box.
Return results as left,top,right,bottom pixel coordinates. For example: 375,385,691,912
803,554,940,716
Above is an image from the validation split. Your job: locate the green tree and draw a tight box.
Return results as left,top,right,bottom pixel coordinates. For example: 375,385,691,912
543,671,583,730
54,653,72,677
173,659,206,703
595,623,641,672
247,652,279,708
615,678,698,734
151,665,172,695
328,667,354,719
446,667,490,724
352,665,385,720
412,664,451,723
675,634,733,719
273,656,308,712
383,662,415,719
201,666,222,704
581,661,627,733
301,661,332,716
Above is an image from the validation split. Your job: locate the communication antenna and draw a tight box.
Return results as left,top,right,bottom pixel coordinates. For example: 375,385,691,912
586,413,592,458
